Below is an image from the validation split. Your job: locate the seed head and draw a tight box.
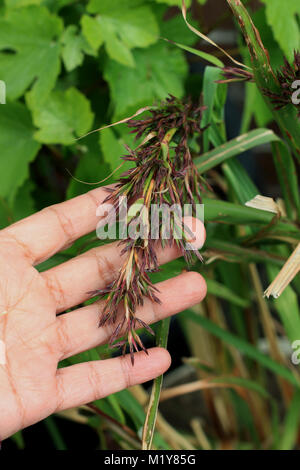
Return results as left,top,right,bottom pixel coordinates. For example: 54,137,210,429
93,96,209,364
217,67,254,84
263,51,300,117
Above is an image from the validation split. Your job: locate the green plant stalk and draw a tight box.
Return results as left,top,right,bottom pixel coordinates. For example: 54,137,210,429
277,389,300,450
226,0,300,161
10,431,25,450
44,416,67,450
142,318,170,450
271,142,300,220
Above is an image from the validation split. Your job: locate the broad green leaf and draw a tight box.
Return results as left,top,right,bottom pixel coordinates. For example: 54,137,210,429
158,11,197,46
155,0,191,6
87,0,144,11
104,42,187,119
81,14,104,51
28,87,94,145
0,180,35,229
0,6,63,105
99,127,132,181
260,0,300,61
43,0,77,12
82,15,136,67
84,0,159,67
195,129,279,174
67,134,109,199
0,198,13,229
157,0,208,6
61,25,95,72
11,180,36,221
0,101,40,202
5,0,41,6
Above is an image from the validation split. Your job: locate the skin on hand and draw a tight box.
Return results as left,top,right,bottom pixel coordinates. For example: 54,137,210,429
0,186,206,441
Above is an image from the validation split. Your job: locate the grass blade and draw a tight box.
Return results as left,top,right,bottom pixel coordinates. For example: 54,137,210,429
195,129,279,173
266,258,300,343
272,141,300,219
277,390,300,450
223,159,258,205
226,0,300,159
163,38,223,68
203,199,298,234
44,416,67,450
142,318,170,450
206,278,250,308
183,309,300,387
202,66,227,152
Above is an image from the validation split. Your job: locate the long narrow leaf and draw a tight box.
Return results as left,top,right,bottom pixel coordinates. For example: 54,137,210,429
272,141,300,219
278,390,300,450
203,199,298,233
164,39,224,68
142,318,170,450
206,278,250,308
183,309,300,387
223,159,258,205
195,129,279,173
202,66,227,152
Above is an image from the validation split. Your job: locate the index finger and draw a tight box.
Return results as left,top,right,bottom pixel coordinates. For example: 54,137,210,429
1,186,110,265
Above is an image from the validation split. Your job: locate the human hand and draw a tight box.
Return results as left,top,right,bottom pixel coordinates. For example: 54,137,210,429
0,186,206,441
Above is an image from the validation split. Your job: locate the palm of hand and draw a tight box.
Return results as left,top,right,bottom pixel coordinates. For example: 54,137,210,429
0,187,206,441
0,241,61,439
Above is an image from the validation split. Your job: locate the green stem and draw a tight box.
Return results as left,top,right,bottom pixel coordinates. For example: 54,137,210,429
44,416,67,450
226,0,300,161
142,318,170,450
